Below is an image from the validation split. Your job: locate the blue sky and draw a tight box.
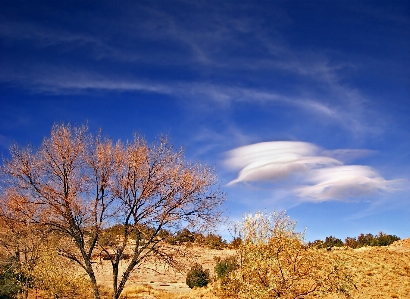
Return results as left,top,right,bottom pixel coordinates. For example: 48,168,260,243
1,0,409,241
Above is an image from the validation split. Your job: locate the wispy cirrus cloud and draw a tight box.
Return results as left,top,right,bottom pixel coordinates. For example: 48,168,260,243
1,64,369,134
0,50,376,136
225,141,404,202
0,20,143,62
0,1,390,136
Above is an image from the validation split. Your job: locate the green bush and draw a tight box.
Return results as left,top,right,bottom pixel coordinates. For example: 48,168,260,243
344,232,400,248
372,232,400,246
186,263,210,289
357,233,374,247
214,256,238,280
0,264,22,299
205,234,226,249
324,236,344,248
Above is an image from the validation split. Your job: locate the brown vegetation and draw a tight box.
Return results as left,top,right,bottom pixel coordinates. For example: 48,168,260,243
215,212,355,299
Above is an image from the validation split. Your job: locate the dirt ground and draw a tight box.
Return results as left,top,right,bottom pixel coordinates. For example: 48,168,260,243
94,246,236,294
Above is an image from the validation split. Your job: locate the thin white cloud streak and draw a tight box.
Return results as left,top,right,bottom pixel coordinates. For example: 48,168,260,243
0,57,374,136
0,23,371,133
0,20,142,62
0,3,385,135
0,66,345,122
225,141,403,202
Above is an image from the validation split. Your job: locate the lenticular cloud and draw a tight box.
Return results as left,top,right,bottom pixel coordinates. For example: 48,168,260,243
225,141,400,201
225,142,341,185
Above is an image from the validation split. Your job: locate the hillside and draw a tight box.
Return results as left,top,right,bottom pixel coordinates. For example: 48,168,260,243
90,239,410,299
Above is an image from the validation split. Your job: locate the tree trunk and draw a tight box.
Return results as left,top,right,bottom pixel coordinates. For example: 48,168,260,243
114,259,138,299
85,264,100,299
112,261,119,299
91,278,101,299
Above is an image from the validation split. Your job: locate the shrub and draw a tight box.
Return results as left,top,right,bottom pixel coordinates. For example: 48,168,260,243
345,237,358,248
357,233,374,247
217,211,355,299
324,236,344,248
205,234,226,249
186,263,210,289
176,229,195,244
214,256,238,280
229,237,242,249
344,232,400,248
0,264,22,298
307,239,325,248
372,232,400,246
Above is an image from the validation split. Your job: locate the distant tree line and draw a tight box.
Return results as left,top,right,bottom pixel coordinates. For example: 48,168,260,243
308,232,400,249
102,226,229,250
157,228,401,251
164,229,401,250
162,228,228,249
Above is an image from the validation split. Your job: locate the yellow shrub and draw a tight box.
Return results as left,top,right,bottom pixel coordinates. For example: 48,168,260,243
216,211,355,299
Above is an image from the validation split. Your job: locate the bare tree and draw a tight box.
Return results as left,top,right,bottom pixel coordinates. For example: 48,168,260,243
0,124,225,299
98,135,224,299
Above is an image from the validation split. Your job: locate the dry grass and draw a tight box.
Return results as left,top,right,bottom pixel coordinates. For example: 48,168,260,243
115,240,410,299
96,284,218,299
306,239,410,299
27,240,410,299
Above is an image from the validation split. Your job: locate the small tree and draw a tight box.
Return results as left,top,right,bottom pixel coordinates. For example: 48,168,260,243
324,236,344,248
205,233,226,249
344,237,358,248
0,124,225,299
186,263,210,289
357,233,374,247
175,229,195,244
372,232,400,246
217,211,355,299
